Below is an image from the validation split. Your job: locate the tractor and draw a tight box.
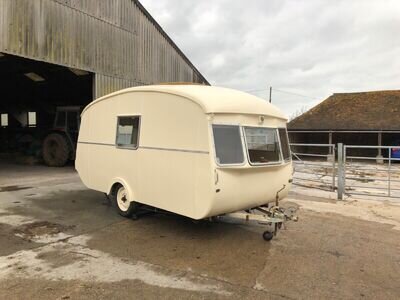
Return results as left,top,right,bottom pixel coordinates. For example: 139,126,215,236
42,106,81,167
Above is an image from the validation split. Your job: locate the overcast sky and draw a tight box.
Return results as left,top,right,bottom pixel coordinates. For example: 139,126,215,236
140,0,400,118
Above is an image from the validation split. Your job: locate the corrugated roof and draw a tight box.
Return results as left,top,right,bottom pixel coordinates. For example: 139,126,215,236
288,90,400,130
83,85,287,120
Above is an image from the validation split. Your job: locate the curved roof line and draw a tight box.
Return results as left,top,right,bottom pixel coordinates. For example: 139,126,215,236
82,85,287,120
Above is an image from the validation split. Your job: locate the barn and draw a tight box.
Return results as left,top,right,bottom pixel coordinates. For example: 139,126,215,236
288,90,400,158
0,0,208,165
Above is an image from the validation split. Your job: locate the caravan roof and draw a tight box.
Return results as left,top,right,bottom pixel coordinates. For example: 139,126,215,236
83,85,287,120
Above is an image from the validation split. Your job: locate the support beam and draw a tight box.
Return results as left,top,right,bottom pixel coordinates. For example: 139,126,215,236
376,132,383,164
327,131,334,162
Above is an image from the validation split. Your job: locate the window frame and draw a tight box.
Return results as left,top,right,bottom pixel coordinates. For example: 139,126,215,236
115,115,141,150
242,126,283,166
211,123,246,167
27,111,37,127
277,127,291,162
1,113,8,127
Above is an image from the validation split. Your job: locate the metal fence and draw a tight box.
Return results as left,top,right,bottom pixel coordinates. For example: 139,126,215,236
291,142,400,200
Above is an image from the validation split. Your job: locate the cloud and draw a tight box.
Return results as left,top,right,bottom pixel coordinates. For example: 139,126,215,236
140,0,400,116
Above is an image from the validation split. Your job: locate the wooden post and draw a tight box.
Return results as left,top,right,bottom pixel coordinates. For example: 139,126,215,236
269,86,272,103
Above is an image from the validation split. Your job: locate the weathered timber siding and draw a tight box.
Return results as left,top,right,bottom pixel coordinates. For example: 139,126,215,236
0,0,207,98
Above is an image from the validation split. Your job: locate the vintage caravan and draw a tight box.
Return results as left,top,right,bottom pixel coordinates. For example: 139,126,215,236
76,85,294,239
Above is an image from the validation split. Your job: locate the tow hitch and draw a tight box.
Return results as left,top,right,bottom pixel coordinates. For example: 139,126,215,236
215,185,298,241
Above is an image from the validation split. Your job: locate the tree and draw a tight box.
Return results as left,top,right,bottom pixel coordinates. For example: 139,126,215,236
289,106,309,121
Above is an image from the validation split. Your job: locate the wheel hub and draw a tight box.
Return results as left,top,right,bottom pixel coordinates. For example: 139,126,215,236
117,187,130,212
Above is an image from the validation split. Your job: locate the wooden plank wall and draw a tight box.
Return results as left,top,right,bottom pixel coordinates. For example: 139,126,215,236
0,0,207,98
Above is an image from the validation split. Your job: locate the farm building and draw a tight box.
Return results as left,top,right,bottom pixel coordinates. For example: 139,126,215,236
288,90,400,158
0,0,207,164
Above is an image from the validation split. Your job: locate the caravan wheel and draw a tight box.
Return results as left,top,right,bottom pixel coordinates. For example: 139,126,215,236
111,184,138,218
262,231,274,241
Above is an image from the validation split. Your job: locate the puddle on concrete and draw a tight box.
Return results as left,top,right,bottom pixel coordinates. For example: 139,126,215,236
0,185,32,192
14,221,75,240
0,222,42,256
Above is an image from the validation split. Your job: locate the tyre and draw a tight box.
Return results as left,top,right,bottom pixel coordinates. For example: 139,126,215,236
110,184,138,217
262,231,274,241
42,133,70,167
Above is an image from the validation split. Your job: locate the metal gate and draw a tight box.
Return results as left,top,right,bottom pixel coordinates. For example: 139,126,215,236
291,143,400,200
290,143,336,191
338,144,400,199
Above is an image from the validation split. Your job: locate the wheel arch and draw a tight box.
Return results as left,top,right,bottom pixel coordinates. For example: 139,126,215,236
108,178,134,202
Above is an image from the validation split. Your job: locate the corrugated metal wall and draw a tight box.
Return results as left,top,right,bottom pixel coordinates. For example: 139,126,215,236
0,0,207,98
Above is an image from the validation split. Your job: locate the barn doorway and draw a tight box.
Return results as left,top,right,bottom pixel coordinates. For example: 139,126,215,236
0,53,93,166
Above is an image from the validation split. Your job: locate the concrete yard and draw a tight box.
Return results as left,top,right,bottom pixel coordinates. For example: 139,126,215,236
0,161,400,299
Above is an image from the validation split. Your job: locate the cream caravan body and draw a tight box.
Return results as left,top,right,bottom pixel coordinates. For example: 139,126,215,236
76,85,292,220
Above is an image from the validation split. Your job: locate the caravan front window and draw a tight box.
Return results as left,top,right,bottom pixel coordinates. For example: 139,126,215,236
244,127,281,164
116,116,140,148
212,125,244,165
278,128,291,161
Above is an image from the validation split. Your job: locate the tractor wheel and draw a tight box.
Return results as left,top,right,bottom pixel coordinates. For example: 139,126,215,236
42,133,70,167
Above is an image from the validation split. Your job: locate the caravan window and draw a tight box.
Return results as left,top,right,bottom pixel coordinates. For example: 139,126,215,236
278,128,291,161
212,125,244,165
116,116,140,148
244,127,281,164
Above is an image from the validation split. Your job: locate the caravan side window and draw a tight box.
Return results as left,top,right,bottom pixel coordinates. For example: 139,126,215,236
116,116,140,149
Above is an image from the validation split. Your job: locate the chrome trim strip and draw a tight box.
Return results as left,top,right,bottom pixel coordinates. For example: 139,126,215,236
78,141,209,154
78,141,115,147
140,146,209,154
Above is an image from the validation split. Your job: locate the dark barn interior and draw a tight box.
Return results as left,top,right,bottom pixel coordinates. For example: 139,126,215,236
0,53,93,157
